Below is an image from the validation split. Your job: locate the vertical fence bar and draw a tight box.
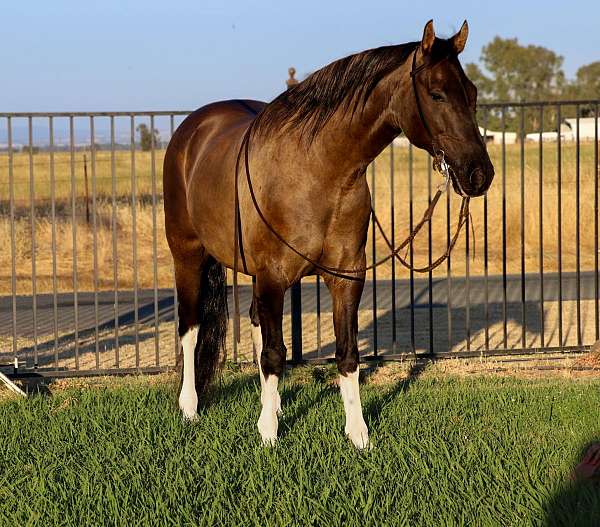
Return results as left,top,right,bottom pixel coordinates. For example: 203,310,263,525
408,146,415,355
465,180,471,353
8,118,18,369
390,144,397,353
501,108,508,349
557,104,563,348
483,111,489,352
49,117,59,367
538,106,545,348
90,117,100,368
131,115,140,365
519,107,526,349
110,116,120,366
371,161,378,356
316,275,321,357
446,174,452,352
595,103,599,342
575,105,582,346
290,283,302,363
171,115,179,362
150,115,160,366
28,117,38,366
427,155,433,356
70,116,79,368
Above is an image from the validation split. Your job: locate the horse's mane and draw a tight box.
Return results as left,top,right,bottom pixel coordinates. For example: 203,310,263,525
253,41,420,142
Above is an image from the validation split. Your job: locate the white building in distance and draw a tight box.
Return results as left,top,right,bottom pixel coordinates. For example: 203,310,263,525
478,127,517,145
526,117,599,142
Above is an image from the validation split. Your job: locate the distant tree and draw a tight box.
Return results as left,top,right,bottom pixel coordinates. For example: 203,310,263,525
136,123,160,151
572,61,600,99
467,37,565,102
563,61,600,116
466,37,566,134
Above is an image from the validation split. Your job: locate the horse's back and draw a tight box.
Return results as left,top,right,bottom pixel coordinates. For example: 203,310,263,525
163,99,265,260
165,99,265,185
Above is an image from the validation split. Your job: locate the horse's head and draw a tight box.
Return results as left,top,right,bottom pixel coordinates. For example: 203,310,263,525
396,20,494,197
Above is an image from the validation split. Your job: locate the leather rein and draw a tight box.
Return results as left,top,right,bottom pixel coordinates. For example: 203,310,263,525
231,47,470,342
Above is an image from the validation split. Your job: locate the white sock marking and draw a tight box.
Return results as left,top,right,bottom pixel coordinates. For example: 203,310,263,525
339,369,370,449
179,326,199,420
257,371,280,445
252,323,281,415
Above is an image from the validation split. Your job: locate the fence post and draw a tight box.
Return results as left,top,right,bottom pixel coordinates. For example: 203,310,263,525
287,67,303,364
83,154,90,224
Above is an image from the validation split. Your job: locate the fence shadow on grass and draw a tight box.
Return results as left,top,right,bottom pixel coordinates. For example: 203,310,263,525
278,373,339,440
362,360,429,431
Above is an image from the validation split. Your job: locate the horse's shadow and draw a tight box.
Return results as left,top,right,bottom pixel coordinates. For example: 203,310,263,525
311,298,548,359
299,273,587,359
361,360,428,429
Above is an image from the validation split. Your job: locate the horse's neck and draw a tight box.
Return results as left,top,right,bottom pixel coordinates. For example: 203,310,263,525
302,88,401,177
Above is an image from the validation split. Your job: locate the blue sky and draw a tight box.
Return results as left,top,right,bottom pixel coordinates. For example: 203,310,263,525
2,0,599,112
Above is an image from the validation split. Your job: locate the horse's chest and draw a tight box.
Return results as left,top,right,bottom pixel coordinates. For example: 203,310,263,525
322,186,371,250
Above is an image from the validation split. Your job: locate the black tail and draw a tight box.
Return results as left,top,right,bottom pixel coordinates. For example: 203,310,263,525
194,256,228,395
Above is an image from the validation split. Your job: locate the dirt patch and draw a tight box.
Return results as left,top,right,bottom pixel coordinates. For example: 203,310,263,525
0,385,22,402
49,371,179,392
574,342,600,369
363,352,600,384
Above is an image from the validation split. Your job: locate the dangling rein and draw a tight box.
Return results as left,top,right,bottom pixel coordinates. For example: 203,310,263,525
234,123,470,284
232,48,471,343
231,122,470,343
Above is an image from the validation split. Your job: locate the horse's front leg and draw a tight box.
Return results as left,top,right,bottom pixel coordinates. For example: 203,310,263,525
324,274,369,449
254,272,286,445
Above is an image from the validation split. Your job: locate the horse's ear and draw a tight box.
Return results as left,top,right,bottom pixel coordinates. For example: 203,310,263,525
421,19,435,55
450,20,469,54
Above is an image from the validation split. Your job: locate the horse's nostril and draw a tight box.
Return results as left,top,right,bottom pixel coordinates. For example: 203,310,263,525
469,168,485,190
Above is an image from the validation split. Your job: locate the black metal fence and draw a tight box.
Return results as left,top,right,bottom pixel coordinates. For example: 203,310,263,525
0,100,598,377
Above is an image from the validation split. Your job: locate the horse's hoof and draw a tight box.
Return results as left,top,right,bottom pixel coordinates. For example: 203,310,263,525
258,410,278,446
346,425,371,451
179,397,199,422
181,411,199,422
261,435,278,447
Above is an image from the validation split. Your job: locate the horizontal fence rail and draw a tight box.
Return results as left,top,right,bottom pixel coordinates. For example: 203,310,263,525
0,101,598,377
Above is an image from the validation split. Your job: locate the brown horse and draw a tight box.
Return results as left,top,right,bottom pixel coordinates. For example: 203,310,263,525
163,20,494,448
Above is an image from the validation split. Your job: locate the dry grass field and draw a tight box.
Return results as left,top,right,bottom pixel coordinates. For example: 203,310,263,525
0,141,598,295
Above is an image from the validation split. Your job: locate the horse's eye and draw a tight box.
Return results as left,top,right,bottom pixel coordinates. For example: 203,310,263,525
430,92,445,102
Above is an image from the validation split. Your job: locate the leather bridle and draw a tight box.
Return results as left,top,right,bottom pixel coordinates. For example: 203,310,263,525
231,46,471,343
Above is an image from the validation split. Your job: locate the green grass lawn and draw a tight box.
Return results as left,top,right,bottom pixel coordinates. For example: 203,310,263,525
1,368,599,526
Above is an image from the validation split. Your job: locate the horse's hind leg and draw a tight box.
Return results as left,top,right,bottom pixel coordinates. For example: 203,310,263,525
174,249,207,420
324,275,369,449
254,272,286,445
250,280,281,414
250,279,262,367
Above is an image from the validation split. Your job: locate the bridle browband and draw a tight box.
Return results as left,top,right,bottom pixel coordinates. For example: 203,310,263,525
231,46,471,344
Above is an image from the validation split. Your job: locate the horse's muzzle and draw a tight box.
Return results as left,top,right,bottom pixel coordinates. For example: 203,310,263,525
467,166,493,196
454,159,494,197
